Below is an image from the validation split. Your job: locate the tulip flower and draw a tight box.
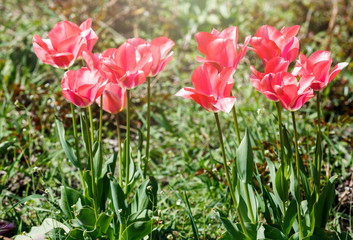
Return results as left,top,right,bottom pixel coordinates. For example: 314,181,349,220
249,25,300,65
175,64,236,113
250,57,290,83
100,38,152,89
251,71,314,111
149,37,175,76
61,66,107,108
195,26,251,71
33,18,98,69
292,50,348,91
96,83,127,114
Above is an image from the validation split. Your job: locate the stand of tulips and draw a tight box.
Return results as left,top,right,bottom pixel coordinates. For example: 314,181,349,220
14,18,349,240
16,19,174,240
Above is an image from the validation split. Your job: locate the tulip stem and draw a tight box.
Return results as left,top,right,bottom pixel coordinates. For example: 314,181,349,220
214,112,248,237
315,91,322,197
116,114,123,187
291,112,304,240
231,105,241,146
275,102,287,213
84,108,98,216
124,89,131,194
70,103,85,193
88,106,94,145
99,95,103,143
144,77,151,177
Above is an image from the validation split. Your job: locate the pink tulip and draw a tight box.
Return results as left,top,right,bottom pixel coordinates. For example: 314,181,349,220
249,25,300,65
96,83,127,114
33,19,98,69
61,66,107,108
100,38,152,89
251,71,314,111
195,26,251,71
175,64,236,113
250,57,290,83
149,37,175,76
292,50,348,91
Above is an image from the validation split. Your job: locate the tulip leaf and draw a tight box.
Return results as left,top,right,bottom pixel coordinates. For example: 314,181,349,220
275,164,289,202
110,179,129,225
121,219,154,240
215,210,247,240
93,141,103,179
80,112,90,156
130,177,158,214
282,126,293,166
55,116,81,169
289,164,300,202
75,207,96,230
313,176,337,228
236,129,254,184
59,186,86,219
282,199,298,236
261,224,288,240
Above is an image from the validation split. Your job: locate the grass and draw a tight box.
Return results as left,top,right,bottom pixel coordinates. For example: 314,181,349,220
0,0,352,239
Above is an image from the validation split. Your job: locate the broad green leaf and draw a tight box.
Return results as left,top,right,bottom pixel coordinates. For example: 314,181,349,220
121,219,154,240
59,186,85,219
216,210,247,240
66,228,84,240
282,126,293,166
93,141,103,179
275,164,289,203
76,207,96,230
14,218,70,240
289,164,300,202
262,224,288,240
313,176,337,228
130,177,158,214
110,180,129,225
83,170,93,198
80,112,90,156
127,209,152,224
96,213,113,234
236,129,254,184
55,116,81,169
283,199,298,236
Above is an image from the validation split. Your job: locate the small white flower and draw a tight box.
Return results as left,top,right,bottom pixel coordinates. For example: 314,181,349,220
147,185,152,191
257,108,265,115
118,209,123,213
45,189,49,194
167,234,173,240
176,200,181,206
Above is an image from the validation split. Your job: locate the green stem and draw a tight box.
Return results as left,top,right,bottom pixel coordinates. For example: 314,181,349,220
84,108,98,216
124,89,131,194
316,91,322,196
88,106,94,145
231,105,241,146
144,77,151,177
99,95,103,143
116,114,123,187
70,103,86,193
275,102,286,213
214,113,248,237
292,112,304,240
243,182,256,224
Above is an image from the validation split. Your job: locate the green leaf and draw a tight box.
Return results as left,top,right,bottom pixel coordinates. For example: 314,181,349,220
314,176,337,228
275,164,289,202
282,199,298,236
121,219,154,240
83,170,93,198
96,213,114,234
215,210,247,240
99,153,118,211
130,177,158,214
66,228,84,240
289,164,300,202
80,112,90,156
261,224,288,240
110,180,129,225
55,116,81,169
93,141,103,179
59,186,86,219
76,207,96,230
282,126,293,166
127,209,152,224
14,218,70,240
236,129,254,184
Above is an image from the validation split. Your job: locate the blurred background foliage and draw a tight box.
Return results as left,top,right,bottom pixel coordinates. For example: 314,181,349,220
0,0,352,239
